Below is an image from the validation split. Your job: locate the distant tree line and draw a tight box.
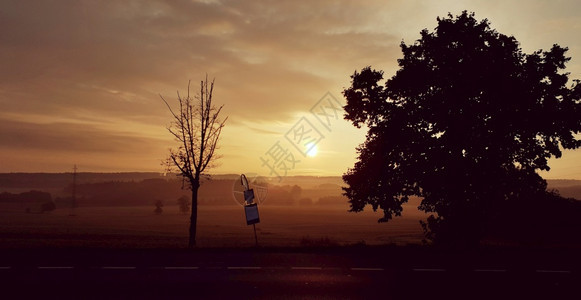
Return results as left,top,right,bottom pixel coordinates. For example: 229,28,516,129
61,179,349,207
65,178,186,207
1,177,352,208
0,190,55,213
0,172,165,190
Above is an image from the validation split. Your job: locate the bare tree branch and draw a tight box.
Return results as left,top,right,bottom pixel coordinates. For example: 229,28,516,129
161,76,227,247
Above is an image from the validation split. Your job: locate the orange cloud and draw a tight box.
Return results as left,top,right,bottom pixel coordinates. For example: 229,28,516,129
0,0,580,179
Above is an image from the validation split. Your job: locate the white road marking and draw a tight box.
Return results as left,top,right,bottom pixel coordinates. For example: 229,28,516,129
227,267,262,270
535,270,571,274
351,267,385,271
37,266,74,270
291,267,323,270
0,267,12,270
412,268,446,272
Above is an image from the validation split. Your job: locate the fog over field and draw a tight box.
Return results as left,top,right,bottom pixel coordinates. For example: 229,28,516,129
0,173,423,247
0,173,580,248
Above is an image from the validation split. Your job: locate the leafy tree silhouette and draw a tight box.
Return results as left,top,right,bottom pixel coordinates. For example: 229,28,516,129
177,195,190,214
154,200,164,215
342,11,581,246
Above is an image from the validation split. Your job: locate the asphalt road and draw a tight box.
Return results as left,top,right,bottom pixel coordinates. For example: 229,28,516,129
0,247,578,299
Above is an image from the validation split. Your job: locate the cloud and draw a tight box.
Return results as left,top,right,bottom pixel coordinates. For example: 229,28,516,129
0,119,166,154
0,0,580,177
0,0,400,123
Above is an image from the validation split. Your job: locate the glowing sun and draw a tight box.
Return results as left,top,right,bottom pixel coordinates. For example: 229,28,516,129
306,142,318,157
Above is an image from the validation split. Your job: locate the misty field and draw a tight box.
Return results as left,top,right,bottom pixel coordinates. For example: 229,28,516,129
0,200,427,248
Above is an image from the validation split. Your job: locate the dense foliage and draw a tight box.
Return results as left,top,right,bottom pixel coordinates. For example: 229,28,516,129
343,11,581,245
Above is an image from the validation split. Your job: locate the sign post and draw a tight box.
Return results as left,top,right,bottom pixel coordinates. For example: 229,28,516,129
241,174,260,246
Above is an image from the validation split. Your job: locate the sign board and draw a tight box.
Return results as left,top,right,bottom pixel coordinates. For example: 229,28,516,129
244,203,260,225
244,189,255,204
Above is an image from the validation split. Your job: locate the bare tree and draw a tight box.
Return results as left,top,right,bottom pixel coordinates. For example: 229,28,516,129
160,76,227,248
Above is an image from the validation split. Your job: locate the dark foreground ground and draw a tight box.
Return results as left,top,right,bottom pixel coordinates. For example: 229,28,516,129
0,245,579,299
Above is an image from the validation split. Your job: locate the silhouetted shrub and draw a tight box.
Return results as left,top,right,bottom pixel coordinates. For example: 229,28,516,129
154,200,164,215
300,236,339,247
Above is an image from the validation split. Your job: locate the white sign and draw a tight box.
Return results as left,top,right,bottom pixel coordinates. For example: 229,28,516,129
244,203,260,225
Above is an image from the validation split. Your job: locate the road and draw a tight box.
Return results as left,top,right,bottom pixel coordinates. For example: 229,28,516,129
0,247,578,299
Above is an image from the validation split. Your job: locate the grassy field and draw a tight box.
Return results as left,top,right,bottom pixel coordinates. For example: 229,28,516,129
0,199,427,248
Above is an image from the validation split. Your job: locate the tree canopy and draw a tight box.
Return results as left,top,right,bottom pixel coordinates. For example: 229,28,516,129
342,11,581,245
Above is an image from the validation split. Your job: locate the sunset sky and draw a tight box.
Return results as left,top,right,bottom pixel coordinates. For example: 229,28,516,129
1,0,580,179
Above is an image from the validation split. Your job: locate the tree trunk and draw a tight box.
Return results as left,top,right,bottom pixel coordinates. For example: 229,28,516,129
189,180,200,248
